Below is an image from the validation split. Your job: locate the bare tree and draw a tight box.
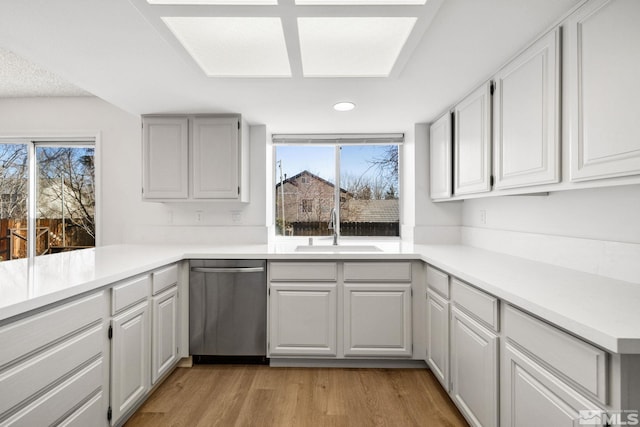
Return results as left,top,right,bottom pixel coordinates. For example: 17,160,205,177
37,147,95,240
0,144,28,219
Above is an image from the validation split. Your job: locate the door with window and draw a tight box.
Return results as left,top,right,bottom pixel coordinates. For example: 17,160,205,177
0,140,96,262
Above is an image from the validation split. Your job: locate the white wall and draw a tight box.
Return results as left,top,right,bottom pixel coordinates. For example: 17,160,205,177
460,185,640,283
0,97,269,245
412,123,462,243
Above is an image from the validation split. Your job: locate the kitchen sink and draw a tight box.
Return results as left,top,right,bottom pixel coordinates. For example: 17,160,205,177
295,245,382,252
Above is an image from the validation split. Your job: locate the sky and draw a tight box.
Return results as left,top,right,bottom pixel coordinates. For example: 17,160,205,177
275,145,397,188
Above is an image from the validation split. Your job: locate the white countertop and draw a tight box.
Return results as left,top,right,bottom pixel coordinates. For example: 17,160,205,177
1,242,639,354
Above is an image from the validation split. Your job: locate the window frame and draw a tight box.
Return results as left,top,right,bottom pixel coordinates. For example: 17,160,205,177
273,143,401,240
0,133,100,262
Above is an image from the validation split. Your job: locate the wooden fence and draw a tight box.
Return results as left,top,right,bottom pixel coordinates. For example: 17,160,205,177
0,219,94,261
289,221,399,237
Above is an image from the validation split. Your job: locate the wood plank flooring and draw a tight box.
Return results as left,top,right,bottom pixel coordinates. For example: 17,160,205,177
126,365,468,427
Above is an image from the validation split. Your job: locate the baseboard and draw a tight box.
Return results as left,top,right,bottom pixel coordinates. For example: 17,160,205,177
269,358,428,369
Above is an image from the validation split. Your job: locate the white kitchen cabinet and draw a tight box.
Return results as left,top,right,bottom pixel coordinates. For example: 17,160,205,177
191,117,240,199
151,285,179,385
501,342,606,427
142,116,189,200
142,114,248,201
269,283,338,356
493,28,561,190
0,292,109,427
567,0,640,182
426,289,450,390
450,306,499,427
110,301,150,425
453,82,493,196
343,283,412,357
429,112,453,200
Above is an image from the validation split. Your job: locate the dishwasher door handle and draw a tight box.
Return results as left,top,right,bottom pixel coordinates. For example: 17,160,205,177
190,267,265,273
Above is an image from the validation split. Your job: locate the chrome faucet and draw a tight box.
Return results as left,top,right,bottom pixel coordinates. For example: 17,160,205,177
328,208,339,246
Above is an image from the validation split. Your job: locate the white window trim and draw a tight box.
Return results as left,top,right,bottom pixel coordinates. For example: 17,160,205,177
272,142,401,241
0,132,101,260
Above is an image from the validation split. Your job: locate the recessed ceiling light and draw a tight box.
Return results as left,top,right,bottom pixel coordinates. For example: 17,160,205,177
161,17,291,77
296,0,425,4
333,102,356,111
297,17,417,77
149,0,277,4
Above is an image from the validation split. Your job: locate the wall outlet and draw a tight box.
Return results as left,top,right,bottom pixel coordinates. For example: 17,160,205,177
231,210,242,223
479,210,487,225
196,210,203,223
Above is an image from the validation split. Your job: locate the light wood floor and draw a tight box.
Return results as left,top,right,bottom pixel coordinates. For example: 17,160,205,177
126,365,468,427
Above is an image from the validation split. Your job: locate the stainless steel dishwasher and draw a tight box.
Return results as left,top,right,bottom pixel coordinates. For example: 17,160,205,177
189,259,267,363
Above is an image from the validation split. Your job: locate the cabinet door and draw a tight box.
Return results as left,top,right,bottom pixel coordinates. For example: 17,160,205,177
453,82,492,195
191,117,240,199
493,29,560,189
142,116,189,199
111,301,150,425
430,112,453,200
426,290,449,391
501,342,606,427
269,283,337,356
450,307,498,427
343,283,412,357
151,286,178,385
568,0,640,181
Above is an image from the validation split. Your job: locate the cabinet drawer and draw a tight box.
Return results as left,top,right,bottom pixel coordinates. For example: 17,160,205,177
504,304,607,404
0,292,106,368
269,262,337,282
0,325,103,416
1,357,103,427
112,275,150,314
58,391,104,427
451,278,499,331
152,264,178,295
2,358,103,427
426,266,449,298
344,262,411,282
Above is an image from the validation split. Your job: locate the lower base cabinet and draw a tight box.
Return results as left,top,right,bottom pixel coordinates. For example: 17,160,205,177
344,283,412,357
269,283,338,356
450,306,499,427
426,289,450,390
502,342,605,427
151,286,179,384
110,301,150,425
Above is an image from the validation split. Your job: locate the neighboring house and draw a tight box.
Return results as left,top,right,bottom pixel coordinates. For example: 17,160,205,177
275,170,399,236
275,170,348,225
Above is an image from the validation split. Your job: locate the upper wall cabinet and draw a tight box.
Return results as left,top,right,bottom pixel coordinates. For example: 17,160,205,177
493,29,561,190
142,117,189,199
142,115,249,202
453,82,492,196
567,0,640,182
429,112,453,200
191,117,240,199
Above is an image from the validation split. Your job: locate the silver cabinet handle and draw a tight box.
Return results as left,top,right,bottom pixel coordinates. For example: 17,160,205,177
190,267,264,273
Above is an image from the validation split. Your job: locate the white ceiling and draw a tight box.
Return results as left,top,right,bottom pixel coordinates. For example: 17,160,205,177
0,0,581,135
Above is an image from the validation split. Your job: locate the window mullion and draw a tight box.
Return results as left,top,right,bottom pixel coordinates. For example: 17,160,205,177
27,142,36,260
334,146,341,237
